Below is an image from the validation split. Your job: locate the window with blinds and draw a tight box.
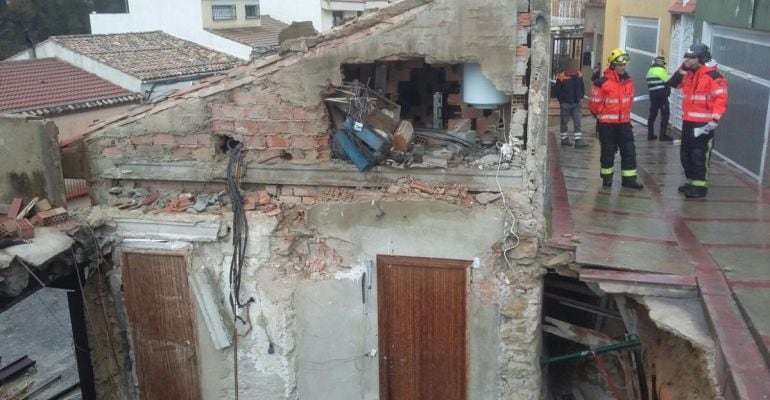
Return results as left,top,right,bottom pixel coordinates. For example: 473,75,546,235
212,5,236,20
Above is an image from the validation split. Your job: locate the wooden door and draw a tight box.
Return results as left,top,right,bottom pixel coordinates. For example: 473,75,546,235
122,252,201,400
377,255,469,400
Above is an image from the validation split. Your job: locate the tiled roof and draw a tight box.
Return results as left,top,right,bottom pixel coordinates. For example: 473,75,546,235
208,16,288,52
0,58,141,116
669,0,696,15
49,31,243,81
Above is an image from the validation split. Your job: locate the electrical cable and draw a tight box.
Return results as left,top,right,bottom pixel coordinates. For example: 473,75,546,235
225,139,254,400
495,143,521,268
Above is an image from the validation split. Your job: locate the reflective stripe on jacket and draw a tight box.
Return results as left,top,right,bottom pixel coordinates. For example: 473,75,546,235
668,63,728,123
646,65,670,100
590,68,635,124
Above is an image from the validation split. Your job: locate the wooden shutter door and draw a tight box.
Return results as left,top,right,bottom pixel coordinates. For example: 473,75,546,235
377,255,469,400
122,252,201,400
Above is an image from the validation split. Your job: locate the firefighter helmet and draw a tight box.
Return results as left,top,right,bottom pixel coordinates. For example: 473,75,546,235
684,43,712,63
608,48,630,65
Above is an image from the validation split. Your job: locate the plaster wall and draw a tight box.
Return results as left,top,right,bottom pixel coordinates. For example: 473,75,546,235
601,0,673,65
0,115,66,207
201,0,263,30
89,0,254,60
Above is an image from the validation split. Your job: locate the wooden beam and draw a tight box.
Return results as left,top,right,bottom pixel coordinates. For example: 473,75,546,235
543,316,617,348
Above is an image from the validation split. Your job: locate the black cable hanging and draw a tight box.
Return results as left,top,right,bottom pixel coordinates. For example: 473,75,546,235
225,139,254,400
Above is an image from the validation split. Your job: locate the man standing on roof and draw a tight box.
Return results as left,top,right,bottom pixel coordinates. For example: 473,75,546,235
667,43,728,198
554,60,588,148
589,48,644,189
646,56,673,141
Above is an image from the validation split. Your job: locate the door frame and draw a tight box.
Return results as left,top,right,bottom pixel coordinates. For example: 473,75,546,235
376,254,471,400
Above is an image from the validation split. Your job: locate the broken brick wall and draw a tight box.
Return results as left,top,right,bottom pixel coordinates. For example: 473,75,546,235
82,181,546,400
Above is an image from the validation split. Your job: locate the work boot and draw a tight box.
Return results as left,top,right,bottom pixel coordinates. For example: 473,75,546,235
659,134,674,142
648,134,658,140
574,138,589,148
685,186,708,198
621,178,644,190
602,175,613,188
678,184,692,193
561,137,573,146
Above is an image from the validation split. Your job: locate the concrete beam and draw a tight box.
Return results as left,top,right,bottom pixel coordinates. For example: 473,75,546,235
101,160,524,191
114,217,221,242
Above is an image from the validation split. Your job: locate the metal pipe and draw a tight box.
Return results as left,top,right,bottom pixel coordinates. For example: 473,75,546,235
541,336,641,366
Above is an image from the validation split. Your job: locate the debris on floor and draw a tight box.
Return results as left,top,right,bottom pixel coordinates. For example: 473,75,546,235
324,81,521,171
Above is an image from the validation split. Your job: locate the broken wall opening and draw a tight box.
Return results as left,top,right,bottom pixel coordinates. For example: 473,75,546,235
340,58,511,135
542,272,721,400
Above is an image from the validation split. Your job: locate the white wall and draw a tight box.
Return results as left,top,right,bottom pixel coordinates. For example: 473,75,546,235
11,41,143,92
89,0,253,60
260,0,323,31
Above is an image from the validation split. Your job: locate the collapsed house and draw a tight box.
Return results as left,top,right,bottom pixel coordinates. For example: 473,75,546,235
32,0,721,399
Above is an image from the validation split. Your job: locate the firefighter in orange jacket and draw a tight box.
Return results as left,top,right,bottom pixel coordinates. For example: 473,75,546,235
667,43,728,198
590,48,643,189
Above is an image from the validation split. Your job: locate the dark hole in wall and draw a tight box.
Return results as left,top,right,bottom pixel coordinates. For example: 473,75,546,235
542,273,639,400
216,135,241,154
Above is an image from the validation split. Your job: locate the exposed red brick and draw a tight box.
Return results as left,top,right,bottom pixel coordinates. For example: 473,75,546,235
102,146,123,158
516,46,529,58
246,106,269,120
302,196,317,205
153,133,174,145
410,180,433,194
461,107,483,119
245,136,266,149
235,120,260,132
293,107,310,120
266,135,290,148
302,120,327,135
280,195,303,204
269,106,293,120
291,135,320,149
215,104,248,119
212,120,234,132
518,13,531,27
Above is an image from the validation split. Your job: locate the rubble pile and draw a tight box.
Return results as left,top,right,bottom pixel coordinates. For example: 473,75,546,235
324,81,521,172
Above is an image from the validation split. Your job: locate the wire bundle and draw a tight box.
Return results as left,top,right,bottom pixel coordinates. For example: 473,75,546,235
225,140,252,400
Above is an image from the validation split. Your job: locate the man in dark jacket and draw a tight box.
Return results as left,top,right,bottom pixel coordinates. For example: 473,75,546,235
554,60,588,148
646,56,673,141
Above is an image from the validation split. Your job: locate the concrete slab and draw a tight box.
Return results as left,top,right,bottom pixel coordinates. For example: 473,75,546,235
707,248,770,281
575,235,692,276
573,211,674,241
3,228,75,266
685,220,770,245
675,202,770,220
733,287,770,341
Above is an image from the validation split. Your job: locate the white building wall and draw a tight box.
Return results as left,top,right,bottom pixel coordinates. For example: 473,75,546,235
10,41,143,93
89,0,253,60
260,0,323,32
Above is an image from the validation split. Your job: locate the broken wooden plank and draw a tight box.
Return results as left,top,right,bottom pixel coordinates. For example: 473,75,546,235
543,316,617,348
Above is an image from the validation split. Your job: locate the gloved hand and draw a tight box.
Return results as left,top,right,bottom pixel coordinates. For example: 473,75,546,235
694,121,718,137
678,63,690,73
